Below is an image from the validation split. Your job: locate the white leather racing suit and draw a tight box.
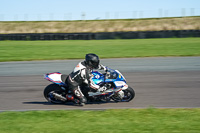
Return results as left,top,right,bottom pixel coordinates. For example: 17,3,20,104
65,61,106,103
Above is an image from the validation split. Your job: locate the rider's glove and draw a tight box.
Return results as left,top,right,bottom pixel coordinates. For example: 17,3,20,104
99,64,107,71
98,86,106,92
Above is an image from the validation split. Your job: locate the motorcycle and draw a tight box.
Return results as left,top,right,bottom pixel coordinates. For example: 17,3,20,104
43,67,135,105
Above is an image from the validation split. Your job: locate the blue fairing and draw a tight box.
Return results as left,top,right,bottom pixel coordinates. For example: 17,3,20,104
91,71,104,85
91,68,126,86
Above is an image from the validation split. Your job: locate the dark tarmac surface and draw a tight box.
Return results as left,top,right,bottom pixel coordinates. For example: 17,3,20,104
0,57,200,111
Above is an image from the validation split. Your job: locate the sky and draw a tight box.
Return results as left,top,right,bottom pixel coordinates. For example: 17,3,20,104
0,0,200,21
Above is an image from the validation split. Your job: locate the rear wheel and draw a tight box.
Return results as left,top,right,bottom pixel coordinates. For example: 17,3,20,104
44,84,66,104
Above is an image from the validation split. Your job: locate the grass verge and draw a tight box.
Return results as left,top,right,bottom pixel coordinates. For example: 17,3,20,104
0,16,200,33
0,38,200,62
0,108,200,133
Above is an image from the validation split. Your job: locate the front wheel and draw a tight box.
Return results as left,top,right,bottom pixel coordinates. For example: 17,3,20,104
113,87,135,102
122,87,135,102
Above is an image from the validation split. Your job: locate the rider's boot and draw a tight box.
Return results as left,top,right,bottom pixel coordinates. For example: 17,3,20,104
79,96,87,106
73,97,86,106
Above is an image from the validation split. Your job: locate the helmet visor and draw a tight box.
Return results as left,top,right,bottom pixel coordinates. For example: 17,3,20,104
91,60,99,69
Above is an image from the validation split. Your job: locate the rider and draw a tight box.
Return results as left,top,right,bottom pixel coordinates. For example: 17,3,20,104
65,53,107,106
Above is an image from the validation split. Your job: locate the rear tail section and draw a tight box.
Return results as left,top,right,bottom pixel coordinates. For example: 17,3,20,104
44,72,67,86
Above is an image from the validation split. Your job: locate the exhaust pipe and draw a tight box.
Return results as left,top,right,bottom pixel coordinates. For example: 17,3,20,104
52,92,67,101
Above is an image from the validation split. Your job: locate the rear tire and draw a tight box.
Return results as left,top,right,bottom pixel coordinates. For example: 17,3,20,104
44,84,66,104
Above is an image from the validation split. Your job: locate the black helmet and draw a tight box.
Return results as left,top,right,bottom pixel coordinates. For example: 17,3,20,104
85,53,99,69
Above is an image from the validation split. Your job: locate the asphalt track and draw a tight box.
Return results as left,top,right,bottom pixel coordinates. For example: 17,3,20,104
0,57,200,111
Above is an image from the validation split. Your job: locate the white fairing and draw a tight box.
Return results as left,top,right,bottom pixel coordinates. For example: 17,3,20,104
48,73,62,82
116,70,126,81
114,81,128,90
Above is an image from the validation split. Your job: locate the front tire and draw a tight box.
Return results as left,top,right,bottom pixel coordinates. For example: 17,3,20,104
122,87,135,102
44,84,66,104
113,87,135,102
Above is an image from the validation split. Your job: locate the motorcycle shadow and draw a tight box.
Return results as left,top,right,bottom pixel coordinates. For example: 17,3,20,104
23,100,117,106
23,101,80,107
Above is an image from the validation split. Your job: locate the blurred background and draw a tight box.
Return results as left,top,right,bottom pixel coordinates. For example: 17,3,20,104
0,0,200,21
0,8,199,21
0,0,200,38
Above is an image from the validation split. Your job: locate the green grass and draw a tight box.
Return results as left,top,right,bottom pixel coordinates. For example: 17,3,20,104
0,108,200,133
0,38,200,62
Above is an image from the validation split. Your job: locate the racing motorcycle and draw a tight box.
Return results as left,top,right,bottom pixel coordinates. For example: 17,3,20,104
43,67,135,105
